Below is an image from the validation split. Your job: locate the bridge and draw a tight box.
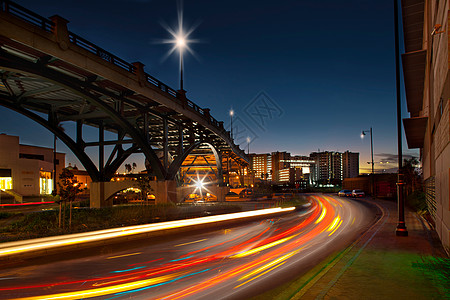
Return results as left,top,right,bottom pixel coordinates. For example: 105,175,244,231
0,0,249,206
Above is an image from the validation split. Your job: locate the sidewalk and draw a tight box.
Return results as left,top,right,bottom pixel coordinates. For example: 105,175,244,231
290,198,449,299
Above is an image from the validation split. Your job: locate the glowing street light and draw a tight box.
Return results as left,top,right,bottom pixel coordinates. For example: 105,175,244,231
230,109,234,140
159,2,200,93
361,127,375,197
176,34,186,91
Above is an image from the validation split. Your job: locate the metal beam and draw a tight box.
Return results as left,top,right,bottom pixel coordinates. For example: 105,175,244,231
84,139,134,147
0,50,167,179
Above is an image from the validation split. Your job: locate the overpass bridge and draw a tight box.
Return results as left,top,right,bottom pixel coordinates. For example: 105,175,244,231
0,0,249,206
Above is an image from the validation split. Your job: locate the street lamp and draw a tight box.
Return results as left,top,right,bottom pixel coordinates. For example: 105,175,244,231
361,127,375,197
176,35,186,91
230,109,234,140
393,0,408,236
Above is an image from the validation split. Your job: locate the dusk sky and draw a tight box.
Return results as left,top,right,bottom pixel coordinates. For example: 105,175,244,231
0,0,419,174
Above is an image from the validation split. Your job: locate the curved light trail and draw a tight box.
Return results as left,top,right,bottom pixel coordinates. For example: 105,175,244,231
0,195,374,300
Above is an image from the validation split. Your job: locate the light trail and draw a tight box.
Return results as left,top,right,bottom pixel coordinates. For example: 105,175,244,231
0,207,295,258
0,195,369,300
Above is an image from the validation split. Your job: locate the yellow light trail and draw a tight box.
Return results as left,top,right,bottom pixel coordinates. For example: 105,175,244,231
315,203,326,224
107,252,142,259
11,272,183,300
231,236,295,258
234,261,286,289
328,220,343,236
174,239,207,247
327,216,340,232
238,249,300,281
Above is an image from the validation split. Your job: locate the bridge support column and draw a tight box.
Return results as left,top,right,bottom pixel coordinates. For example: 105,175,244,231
90,182,109,208
155,180,177,203
90,180,138,208
209,185,230,202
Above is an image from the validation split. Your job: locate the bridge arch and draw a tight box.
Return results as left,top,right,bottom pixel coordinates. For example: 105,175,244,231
167,141,223,184
0,52,165,181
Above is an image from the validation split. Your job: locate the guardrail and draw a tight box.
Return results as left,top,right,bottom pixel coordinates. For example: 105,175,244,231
0,0,54,32
0,0,247,159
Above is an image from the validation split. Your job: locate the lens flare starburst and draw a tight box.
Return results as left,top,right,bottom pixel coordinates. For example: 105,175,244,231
158,1,201,90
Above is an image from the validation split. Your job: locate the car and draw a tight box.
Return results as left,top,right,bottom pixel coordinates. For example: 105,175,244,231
352,189,365,197
338,189,352,197
239,188,253,198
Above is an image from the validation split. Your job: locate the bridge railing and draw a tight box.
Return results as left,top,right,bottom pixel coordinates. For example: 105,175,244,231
68,33,137,74
1,0,246,159
0,0,54,32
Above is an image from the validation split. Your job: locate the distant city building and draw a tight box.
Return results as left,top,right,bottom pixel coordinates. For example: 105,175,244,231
310,151,343,185
250,152,317,186
0,134,65,197
271,152,291,182
250,153,272,181
342,151,360,179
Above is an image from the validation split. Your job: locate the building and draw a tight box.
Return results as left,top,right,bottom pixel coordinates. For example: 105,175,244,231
271,151,290,182
400,0,450,250
342,151,360,179
250,153,272,181
278,155,315,185
0,134,65,198
250,152,316,185
343,173,397,198
251,150,357,186
310,151,343,185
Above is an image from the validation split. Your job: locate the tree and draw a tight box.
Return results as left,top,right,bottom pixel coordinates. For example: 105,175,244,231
132,162,137,171
403,157,421,196
125,164,132,174
58,168,83,229
136,175,153,204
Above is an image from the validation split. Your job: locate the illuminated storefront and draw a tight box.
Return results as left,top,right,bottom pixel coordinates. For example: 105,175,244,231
39,171,53,195
0,169,12,190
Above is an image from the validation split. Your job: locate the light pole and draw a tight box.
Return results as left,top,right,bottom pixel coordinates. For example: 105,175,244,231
246,136,251,154
394,0,408,236
176,36,186,92
361,128,375,197
230,109,234,140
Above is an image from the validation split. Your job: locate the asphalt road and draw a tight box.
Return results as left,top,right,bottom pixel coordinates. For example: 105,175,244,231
0,195,377,300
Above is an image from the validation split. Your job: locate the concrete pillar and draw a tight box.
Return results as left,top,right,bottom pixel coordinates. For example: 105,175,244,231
209,185,229,202
90,180,138,208
49,15,70,51
203,108,211,122
90,181,107,208
155,180,177,203
132,62,146,87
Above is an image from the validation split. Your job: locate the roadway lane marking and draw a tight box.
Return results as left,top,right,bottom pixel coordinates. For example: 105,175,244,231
174,239,207,247
107,252,142,259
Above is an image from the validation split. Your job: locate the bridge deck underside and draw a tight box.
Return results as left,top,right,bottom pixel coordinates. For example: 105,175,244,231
0,34,248,182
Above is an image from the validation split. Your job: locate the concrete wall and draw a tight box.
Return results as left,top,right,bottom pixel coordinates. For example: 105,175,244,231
0,134,65,197
420,0,450,251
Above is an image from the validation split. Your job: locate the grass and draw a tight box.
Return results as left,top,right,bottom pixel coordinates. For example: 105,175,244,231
0,203,242,243
0,212,17,220
412,256,450,297
274,194,310,208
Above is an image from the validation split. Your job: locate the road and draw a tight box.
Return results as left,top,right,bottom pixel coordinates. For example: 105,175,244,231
0,195,378,300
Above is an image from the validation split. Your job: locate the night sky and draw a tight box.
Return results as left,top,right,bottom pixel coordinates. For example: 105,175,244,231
0,0,419,174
